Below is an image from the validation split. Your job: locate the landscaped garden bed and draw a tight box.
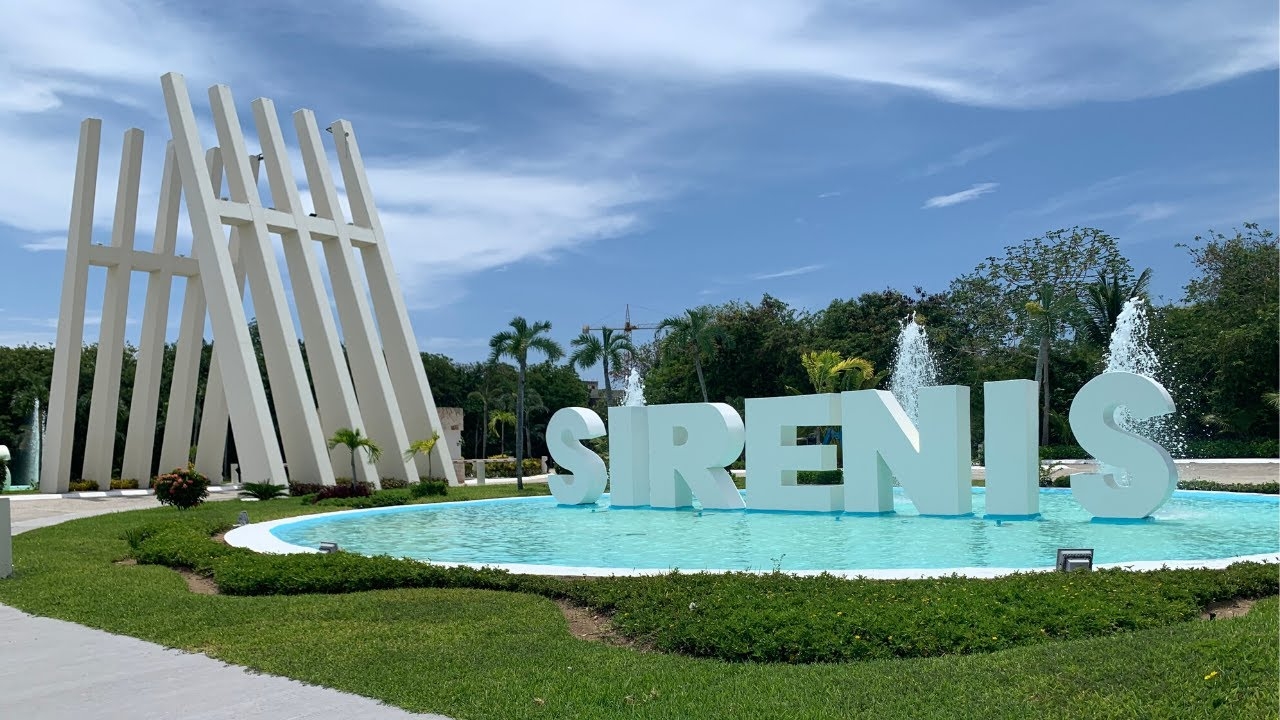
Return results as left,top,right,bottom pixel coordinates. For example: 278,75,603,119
1,485,1276,719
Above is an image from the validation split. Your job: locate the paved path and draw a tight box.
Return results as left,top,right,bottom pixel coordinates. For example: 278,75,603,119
2,493,451,719
0,605,448,719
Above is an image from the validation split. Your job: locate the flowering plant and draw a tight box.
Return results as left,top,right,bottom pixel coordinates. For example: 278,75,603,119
153,463,209,509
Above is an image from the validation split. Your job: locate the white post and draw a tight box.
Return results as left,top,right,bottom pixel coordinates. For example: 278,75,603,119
295,110,415,487
83,128,145,485
253,98,371,484
0,498,11,579
41,119,101,494
121,142,182,487
161,72,287,486
331,120,459,485
159,148,223,476
194,150,249,482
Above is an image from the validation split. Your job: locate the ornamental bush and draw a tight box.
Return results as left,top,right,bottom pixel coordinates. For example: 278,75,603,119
153,464,209,509
483,457,543,477
410,477,448,498
110,478,139,490
68,479,100,492
314,482,373,502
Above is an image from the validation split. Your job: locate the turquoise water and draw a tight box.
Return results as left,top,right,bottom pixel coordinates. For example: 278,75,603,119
271,489,1280,572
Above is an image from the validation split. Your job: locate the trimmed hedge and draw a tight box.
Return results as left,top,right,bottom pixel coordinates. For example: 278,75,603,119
1038,476,1278,494
482,458,543,477
131,522,1280,665
1040,439,1279,460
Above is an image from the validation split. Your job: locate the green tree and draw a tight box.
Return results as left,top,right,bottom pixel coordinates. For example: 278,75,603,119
951,227,1132,443
569,328,634,410
404,432,440,464
1081,268,1152,347
488,317,563,489
1167,224,1278,438
326,427,382,486
657,307,730,402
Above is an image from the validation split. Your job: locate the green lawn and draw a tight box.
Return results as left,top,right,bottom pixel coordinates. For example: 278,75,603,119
0,489,1276,719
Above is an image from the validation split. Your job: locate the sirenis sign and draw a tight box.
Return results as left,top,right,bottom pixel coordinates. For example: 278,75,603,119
546,373,1180,520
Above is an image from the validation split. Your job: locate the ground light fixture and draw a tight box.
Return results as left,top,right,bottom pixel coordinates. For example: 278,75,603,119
1056,548,1094,572
319,541,340,553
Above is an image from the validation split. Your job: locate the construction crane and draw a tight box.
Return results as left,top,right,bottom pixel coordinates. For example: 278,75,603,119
581,304,662,337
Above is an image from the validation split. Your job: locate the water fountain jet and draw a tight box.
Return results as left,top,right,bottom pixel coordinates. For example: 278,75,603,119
887,313,938,424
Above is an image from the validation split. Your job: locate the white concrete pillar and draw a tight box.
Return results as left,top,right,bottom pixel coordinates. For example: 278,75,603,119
161,72,286,486
82,128,145,484
0,498,11,578
121,142,182,487
331,120,459,485
194,151,251,483
253,98,371,485
294,110,416,486
206,85,332,487
159,149,223,476
41,119,101,494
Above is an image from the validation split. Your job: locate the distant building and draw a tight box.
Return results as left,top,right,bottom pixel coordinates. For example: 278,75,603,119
583,380,624,407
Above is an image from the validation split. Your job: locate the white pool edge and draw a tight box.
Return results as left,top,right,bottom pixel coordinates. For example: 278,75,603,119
224,493,1280,580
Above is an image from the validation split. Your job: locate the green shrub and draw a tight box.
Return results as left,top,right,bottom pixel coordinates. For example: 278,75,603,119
238,482,290,501
1186,439,1280,459
483,458,543,477
1039,444,1087,459
288,482,323,497
136,521,1280,665
109,478,139,490
314,482,373,502
378,477,409,490
315,489,412,509
796,470,842,485
153,464,210,509
1178,480,1279,494
410,478,448,498
68,479,100,492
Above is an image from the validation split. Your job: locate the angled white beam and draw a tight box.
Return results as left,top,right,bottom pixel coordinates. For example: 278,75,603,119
296,109,416,485
332,120,459,484
254,98,371,483
161,72,286,485
82,128,145,484
159,149,222,475
41,119,101,493
207,84,331,487
121,142,182,486
194,152,255,482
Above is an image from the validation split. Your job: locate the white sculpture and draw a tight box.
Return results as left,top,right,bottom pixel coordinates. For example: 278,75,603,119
545,407,608,505
0,445,10,490
40,73,456,492
744,393,843,513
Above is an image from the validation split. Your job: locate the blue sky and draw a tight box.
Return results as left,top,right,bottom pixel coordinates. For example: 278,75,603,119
0,1,1276,370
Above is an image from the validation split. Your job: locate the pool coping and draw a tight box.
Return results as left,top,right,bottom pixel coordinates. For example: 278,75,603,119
223,491,1280,581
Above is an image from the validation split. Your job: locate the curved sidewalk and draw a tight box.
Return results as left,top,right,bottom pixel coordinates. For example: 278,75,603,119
2,494,450,720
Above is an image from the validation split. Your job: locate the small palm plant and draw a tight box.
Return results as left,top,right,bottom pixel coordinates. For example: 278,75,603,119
238,482,289,501
327,427,382,489
404,432,441,467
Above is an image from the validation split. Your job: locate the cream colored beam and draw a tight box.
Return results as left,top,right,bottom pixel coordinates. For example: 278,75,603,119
120,142,182,486
194,152,254,482
161,72,286,485
86,245,199,277
295,109,416,486
41,119,101,493
254,98,370,483
332,120,459,484
207,85,331,487
83,129,144,484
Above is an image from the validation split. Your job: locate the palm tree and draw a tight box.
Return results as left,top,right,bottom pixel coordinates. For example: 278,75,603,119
657,308,730,402
326,427,382,488
489,317,563,490
570,327,634,410
467,375,505,459
520,389,547,458
403,432,440,468
1081,268,1152,347
488,409,516,455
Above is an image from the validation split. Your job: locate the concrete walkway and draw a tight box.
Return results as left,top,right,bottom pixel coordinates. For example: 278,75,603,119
2,494,451,719
0,605,448,719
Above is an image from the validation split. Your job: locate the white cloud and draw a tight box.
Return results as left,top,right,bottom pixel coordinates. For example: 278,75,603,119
923,182,999,209
21,236,67,252
368,1,1277,108
359,159,653,307
918,139,1008,177
752,264,825,280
